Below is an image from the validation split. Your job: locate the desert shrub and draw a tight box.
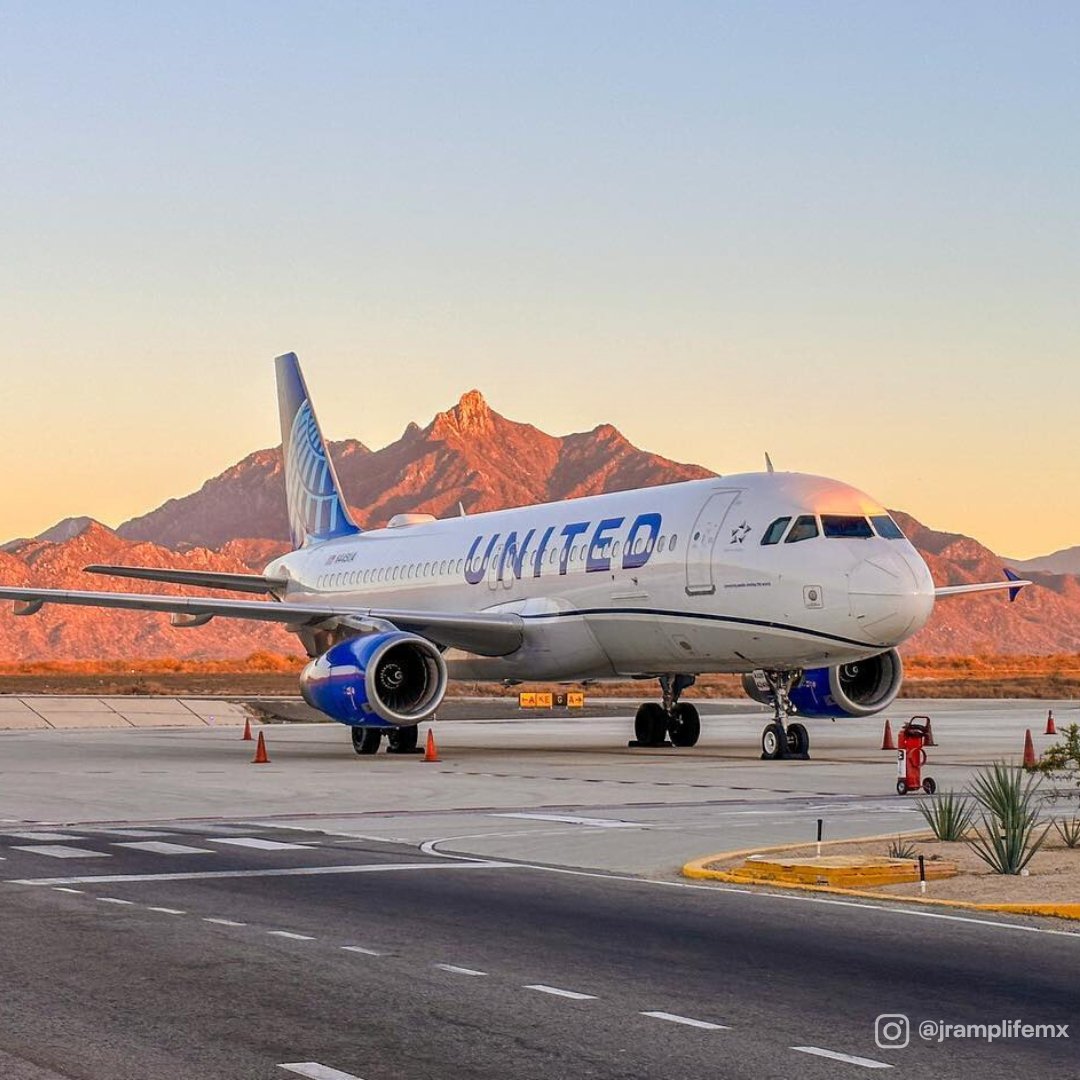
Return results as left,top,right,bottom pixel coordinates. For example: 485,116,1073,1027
887,837,917,859
1037,723,1080,795
917,790,974,841
1054,817,1080,848
965,762,1050,875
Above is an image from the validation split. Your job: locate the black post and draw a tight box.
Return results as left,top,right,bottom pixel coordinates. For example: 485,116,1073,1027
918,854,926,893
816,818,823,856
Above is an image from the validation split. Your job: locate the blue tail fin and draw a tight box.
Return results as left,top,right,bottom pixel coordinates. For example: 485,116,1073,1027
275,353,361,549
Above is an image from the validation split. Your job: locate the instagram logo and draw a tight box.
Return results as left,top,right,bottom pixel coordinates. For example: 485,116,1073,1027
875,1014,910,1049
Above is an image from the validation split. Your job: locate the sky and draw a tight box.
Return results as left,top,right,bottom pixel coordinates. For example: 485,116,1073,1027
1,2,1076,558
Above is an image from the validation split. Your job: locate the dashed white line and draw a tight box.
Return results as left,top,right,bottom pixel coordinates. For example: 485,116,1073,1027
278,1063,366,1080
203,917,246,927
146,907,186,915
341,946,381,956
113,841,215,855
7,832,85,842
268,931,315,941
98,897,134,906
53,887,83,894
523,984,596,1000
435,963,487,976
641,1011,729,1030
11,845,110,859
792,1046,893,1069
208,837,312,851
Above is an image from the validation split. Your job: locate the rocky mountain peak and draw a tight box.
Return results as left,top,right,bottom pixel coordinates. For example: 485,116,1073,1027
429,389,494,439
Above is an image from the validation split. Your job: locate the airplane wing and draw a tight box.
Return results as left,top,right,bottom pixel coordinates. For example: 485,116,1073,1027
83,565,288,595
934,569,1030,603
0,587,523,657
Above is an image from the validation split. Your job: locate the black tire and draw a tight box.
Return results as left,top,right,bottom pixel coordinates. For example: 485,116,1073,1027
634,703,668,745
351,727,382,756
386,725,419,754
896,779,908,796
922,777,937,795
668,703,701,747
786,722,810,757
761,723,784,759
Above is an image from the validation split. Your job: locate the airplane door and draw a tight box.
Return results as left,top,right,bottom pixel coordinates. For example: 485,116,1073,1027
685,490,741,595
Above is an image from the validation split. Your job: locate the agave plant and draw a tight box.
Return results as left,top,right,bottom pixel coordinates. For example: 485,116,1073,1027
917,790,974,842
965,762,1051,875
887,836,918,860
1054,816,1080,849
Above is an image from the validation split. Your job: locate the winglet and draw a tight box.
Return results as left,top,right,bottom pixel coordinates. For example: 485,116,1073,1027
275,353,361,549
1003,567,1025,603
764,452,775,474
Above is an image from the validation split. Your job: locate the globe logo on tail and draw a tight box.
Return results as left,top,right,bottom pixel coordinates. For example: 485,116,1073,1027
286,399,348,547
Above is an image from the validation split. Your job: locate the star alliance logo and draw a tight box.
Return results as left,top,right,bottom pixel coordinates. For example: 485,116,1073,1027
731,521,751,544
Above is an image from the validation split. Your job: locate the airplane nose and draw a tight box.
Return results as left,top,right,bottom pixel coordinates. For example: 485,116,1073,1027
848,551,934,644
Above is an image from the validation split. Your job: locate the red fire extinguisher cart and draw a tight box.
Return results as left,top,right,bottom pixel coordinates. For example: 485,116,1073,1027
896,717,936,795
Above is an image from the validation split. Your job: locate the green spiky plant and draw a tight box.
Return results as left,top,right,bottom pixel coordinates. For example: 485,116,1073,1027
917,790,974,842
886,836,918,860
1054,817,1080,849
965,762,1051,875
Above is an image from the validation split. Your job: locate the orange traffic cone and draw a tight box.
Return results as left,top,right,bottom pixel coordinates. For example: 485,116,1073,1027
252,731,270,764
924,718,937,746
881,719,895,751
1022,728,1037,770
422,729,440,763
1045,710,1057,736
242,717,253,741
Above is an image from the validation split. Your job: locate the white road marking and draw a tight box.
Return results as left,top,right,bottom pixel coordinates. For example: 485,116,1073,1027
792,1046,893,1069
492,813,646,829
341,946,382,956
12,846,111,859
90,829,177,838
7,832,85,842
278,1064,365,1080
268,931,315,941
98,897,134,905
8,860,513,887
208,837,312,851
435,963,486,976
641,1011,729,1030
203,917,246,927
524,984,597,1000
113,841,215,855
53,887,83,894
146,907,186,915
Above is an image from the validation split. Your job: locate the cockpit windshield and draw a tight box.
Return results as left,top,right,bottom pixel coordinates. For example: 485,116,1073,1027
821,515,874,539
784,515,819,543
871,514,906,540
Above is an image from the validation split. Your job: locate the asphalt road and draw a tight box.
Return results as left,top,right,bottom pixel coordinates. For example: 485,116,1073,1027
1,823,1076,1080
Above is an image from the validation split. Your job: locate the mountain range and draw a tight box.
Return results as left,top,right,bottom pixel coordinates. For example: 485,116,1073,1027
0,390,1077,660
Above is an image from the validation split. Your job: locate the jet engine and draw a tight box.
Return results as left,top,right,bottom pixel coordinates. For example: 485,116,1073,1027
300,631,448,727
741,649,903,719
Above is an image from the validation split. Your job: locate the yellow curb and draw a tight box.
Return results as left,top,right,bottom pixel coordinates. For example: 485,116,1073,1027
682,841,1080,923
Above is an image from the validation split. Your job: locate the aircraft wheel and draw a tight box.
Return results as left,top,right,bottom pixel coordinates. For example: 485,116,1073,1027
634,703,668,745
351,727,382,756
668,703,701,747
896,779,909,796
786,722,810,758
761,723,785,759
386,725,419,754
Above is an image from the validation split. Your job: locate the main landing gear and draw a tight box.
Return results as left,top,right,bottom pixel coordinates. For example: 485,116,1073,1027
630,674,701,748
350,725,421,756
757,669,810,760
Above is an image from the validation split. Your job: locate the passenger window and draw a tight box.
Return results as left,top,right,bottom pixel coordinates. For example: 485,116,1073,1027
669,534,678,551
612,540,621,558
785,515,819,543
761,517,792,545
822,515,873,539
657,536,666,553
871,514,905,540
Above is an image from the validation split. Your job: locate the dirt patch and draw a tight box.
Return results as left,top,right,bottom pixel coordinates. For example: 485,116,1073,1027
708,834,1080,904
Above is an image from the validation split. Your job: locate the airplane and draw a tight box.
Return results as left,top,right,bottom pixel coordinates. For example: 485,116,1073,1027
0,353,1030,760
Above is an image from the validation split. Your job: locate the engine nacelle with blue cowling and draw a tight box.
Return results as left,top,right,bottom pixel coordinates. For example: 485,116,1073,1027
742,648,903,719
299,631,448,728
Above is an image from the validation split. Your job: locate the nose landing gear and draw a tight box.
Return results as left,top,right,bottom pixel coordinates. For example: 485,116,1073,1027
630,674,701,748
758,669,810,760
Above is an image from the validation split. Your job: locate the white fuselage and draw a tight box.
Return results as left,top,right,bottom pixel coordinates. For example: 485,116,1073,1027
265,472,935,681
